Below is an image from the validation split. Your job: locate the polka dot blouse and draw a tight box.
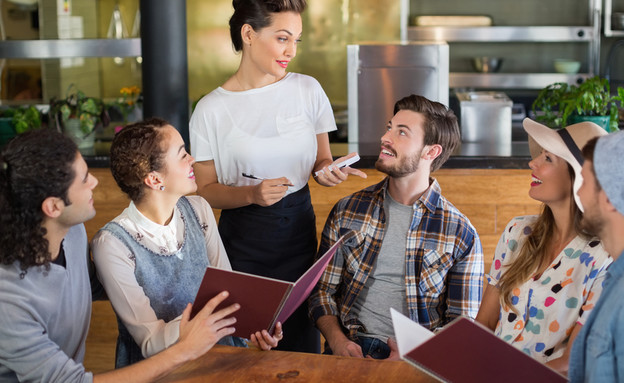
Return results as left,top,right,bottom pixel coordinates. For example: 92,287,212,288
487,215,612,363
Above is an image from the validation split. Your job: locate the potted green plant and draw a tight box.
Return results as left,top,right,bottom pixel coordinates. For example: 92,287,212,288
10,106,42,134
49,85,110,155
111,86,142,124
105,85,142,135
532,76,624,132
0,106,42,148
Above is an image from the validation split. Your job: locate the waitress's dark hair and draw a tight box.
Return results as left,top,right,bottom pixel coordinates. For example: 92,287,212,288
229,0,307,52
0,129,77,275
110,117,170,202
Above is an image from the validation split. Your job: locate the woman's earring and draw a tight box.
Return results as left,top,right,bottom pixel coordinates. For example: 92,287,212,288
159,186,165,191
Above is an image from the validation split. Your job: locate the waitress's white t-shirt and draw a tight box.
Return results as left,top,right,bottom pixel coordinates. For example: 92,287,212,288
189,72,336,194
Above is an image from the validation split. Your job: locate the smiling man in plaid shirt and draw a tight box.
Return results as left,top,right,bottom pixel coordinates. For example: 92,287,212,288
309,94,484,360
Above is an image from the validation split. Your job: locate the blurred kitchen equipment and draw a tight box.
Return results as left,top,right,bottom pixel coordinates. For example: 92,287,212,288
413,15,492,26
131,9,142,68
348,42,449,156
131,9,140,37
511,103,528,142
472,57,503,73
0,0,5,98
553,59,581,74
604,39,624,91
511,103,526,121
5,0,37,10
613,12,624,30
107,1,128,65
333,108,348,141
456,91,512,148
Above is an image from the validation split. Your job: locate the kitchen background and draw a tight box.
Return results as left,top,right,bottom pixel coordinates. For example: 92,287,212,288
3,0,624,141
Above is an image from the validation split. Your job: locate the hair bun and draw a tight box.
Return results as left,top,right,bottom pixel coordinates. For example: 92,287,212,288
232,0,244,10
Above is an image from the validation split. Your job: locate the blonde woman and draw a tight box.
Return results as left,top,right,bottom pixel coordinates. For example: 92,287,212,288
475,119,611,375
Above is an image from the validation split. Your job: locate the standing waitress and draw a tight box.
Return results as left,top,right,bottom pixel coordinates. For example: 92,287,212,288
189,0,365,353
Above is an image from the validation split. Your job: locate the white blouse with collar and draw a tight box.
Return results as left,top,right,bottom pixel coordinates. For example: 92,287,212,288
91,195,231,358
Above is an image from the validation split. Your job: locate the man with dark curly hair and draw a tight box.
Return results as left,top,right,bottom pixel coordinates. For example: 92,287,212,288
0,129,242,382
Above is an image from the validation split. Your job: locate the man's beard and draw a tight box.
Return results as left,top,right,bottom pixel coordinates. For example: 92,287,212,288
581,210,604,237
375,150,422,178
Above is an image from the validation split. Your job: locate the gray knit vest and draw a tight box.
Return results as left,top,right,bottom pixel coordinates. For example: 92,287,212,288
101,197,245,368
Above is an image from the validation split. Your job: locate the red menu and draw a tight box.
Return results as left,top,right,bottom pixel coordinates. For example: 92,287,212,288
391,310,567,383
190,238,343,338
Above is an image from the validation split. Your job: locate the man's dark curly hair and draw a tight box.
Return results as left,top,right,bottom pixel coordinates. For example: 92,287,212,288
110,117,170,202
0,129,77,275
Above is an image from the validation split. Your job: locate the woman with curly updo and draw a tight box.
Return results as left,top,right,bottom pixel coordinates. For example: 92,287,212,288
91,118,282,368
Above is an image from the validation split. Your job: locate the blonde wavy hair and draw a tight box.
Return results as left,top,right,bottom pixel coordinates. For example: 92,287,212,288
498,164,588,311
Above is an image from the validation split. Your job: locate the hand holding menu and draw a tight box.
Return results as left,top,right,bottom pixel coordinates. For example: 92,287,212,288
190,238,343,338
390,309,567,383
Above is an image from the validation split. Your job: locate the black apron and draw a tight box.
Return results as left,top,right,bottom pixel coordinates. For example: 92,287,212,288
218,184,320,353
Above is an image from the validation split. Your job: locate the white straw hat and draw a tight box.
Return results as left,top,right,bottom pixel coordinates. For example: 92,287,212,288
523,118,608,212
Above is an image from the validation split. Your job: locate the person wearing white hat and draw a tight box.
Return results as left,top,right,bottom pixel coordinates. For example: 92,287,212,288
570,130,624,382
476,118,612,375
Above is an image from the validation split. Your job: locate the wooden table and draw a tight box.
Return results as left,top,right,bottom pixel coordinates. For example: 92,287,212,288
157,345,438,382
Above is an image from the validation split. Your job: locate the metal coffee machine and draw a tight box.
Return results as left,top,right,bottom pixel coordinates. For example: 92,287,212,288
456,91,512,152
347,42,450,156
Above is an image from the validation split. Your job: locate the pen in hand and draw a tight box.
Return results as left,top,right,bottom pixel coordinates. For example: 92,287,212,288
242,173,264,180
242,173,293,187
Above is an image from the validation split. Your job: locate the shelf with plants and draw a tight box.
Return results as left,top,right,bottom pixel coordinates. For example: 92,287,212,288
532,76,624,132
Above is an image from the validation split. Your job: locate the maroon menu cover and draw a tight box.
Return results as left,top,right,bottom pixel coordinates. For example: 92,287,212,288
190,238,343,338
402,317,567,383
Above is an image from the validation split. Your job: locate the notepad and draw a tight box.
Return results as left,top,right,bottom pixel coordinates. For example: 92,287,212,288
391,309,567,383
190,238,343,338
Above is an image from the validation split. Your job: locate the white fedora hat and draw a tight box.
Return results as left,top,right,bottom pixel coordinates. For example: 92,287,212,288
523,118,608,212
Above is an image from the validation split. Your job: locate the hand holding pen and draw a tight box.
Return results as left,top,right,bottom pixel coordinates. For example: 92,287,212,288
242,173,293,207
242,173,294,187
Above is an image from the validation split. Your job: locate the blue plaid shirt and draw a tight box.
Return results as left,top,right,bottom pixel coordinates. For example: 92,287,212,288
309,178,483,339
